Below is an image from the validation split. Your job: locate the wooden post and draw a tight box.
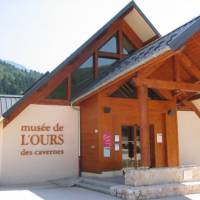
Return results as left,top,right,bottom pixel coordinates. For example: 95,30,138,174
138,84,150,167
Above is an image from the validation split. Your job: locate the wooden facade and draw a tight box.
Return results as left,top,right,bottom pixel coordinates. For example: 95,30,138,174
80,89,179,173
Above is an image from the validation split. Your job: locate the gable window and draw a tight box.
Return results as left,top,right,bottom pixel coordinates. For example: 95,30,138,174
98,57,117,77
70,29,140,97
99,36,117,53
48,79,67,99
71,56,94,96
123,34,136,55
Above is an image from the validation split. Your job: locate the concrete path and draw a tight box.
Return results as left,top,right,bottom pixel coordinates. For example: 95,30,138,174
156,194,200,200
0,186,120,200
0,184,200,200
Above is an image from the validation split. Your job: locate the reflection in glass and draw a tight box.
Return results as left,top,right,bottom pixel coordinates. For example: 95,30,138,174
48,79,67,99
98,57,117,77
71,56,94,96
99,36,117,53
123,34,135,55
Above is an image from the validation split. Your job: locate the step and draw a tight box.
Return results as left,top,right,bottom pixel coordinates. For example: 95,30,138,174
76,182,111,194
111,181,200,200
80,178,117,188
125,166,200,187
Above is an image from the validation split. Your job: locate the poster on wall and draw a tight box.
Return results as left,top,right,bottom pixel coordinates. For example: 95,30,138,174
157,133,163,143
114,135,119,142
103,132,112,157
104,147,111,157
115,143,119,151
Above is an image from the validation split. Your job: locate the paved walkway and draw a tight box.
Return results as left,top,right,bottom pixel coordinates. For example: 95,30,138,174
0,183,199,200
0,186,120,200
156,194,200,200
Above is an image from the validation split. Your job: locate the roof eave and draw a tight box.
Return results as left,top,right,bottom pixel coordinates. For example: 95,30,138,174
169,16,200,50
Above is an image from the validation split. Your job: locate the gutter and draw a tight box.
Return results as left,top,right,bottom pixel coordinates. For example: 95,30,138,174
71,46,171,105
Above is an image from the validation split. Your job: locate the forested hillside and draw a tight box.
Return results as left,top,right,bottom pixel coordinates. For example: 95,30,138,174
0,59,43,95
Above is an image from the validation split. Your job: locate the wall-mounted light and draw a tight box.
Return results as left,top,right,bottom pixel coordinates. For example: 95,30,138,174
167,109,176,116
94,129,99,133
104,107,111,113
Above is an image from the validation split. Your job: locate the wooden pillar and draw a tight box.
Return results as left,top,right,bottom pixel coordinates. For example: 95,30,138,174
138,84,150,167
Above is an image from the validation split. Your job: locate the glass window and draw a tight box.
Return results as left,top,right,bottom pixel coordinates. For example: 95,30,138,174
123,34,136,55
148,89,163,100
98,57,117,77
48,79,67,99
71,56,94,96
99,36,117,53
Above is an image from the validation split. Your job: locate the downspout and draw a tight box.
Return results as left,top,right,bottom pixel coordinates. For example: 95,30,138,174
70,102,81,176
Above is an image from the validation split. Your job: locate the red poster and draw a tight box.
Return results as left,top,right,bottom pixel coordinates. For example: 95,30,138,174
103,132,112,147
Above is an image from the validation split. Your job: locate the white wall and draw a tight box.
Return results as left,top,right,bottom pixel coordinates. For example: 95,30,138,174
178,111,200,166
1,104,79,184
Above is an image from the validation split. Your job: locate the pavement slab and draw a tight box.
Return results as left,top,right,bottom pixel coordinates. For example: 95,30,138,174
0,186,120,200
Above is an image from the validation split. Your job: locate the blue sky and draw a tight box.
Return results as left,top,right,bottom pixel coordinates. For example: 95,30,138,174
0,0,199,72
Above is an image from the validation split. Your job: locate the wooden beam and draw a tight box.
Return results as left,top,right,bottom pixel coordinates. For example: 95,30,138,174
174,56,181,82
117,30,123,56
98,51,124,59
154,89,173,100
187,93,200,101
139,63,163,78
100,79,130,96
134,78,200,93
143,35,159,46
177,105,192,111
178,53,200,80
138,84,150,167
183,101,200,118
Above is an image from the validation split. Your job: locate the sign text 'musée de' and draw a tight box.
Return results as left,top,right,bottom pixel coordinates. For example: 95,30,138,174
19,123,65,156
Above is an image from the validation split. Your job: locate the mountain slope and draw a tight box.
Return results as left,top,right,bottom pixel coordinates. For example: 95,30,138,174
5,60,27,71
0,59,43,95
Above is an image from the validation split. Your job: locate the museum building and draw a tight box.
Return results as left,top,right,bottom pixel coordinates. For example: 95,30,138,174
0,1,200,184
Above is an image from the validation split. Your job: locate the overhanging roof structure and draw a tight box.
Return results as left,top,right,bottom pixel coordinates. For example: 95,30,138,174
72,15,200,103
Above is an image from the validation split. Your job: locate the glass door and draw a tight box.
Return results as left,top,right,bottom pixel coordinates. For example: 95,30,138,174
122,125,141,168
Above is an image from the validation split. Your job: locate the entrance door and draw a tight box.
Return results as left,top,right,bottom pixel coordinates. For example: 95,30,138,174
122,125,156,168
121,125,141,168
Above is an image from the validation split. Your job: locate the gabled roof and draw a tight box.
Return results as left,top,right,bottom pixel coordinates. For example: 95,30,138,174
2,1,160,119
72,15,200,103
0,95,22,117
